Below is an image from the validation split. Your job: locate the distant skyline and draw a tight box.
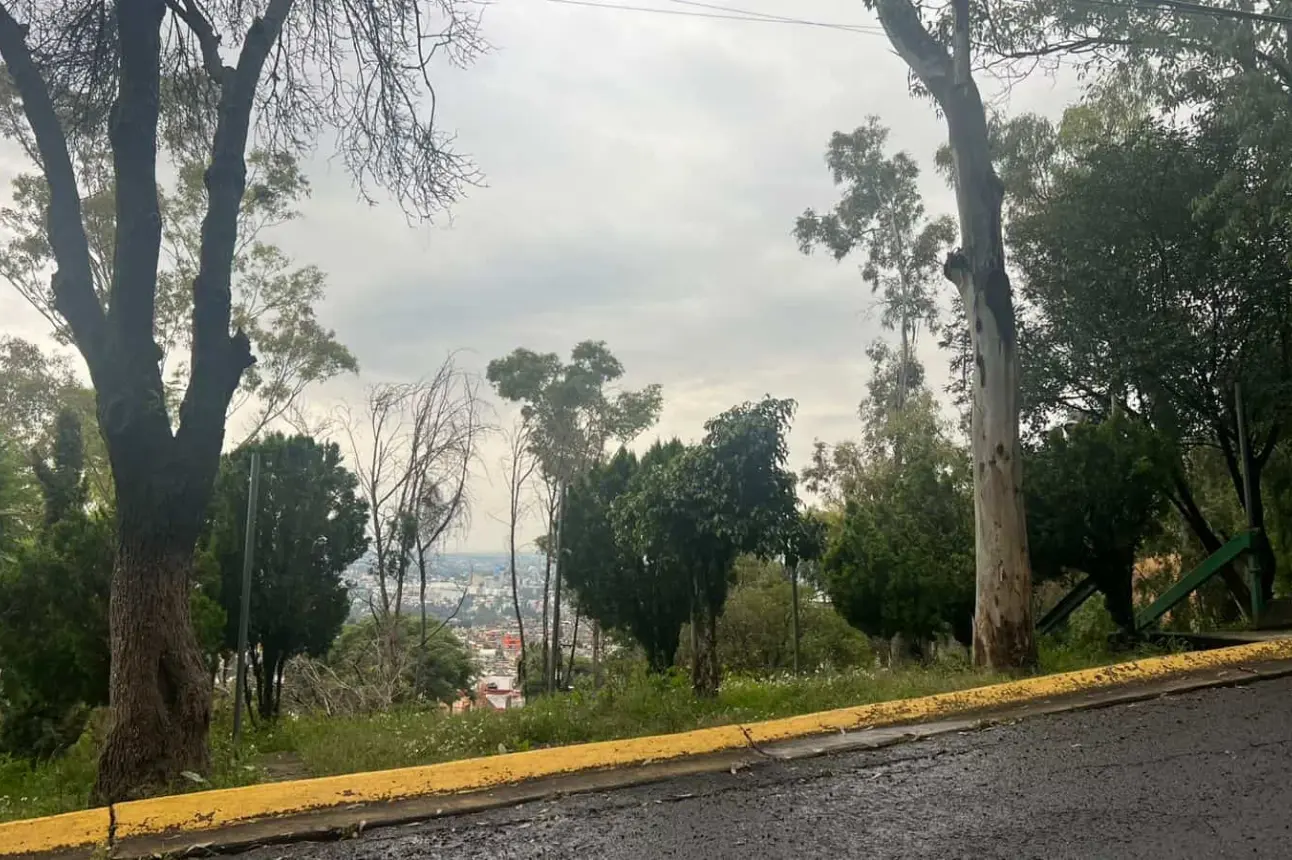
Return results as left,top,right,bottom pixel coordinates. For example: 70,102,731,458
0,1,1082,553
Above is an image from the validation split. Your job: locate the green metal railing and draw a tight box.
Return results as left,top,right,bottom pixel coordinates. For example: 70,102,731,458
1037,575,1099,636
1134,531,1254,632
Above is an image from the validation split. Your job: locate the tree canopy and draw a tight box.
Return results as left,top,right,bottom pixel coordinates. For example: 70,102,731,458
0,410,112,758
206,434,369,719
796,116,956,409
1025,414,1172,633
562,442,691,673
819,389,975,647
1008,109,1292,602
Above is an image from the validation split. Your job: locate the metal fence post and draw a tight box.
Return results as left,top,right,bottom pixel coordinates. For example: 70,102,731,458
233,451,262,743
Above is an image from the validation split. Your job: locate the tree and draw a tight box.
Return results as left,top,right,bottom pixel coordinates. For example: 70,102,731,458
620,398,799,695
287,617,475,715
487,341,663,692
206,434,368,719
677,556,871,676
1008,113,1292,604
499,418,540,685
0,150,358,444
795,117,956,409
0,0,485,799
873,0,1036,667
0,337,109,502
341,359,484,686
1025,414,1172,634
0,410,112,758
781,509,827,674
819,390,976,649
563,442,692,674
31,409,88,527
0,434,31,552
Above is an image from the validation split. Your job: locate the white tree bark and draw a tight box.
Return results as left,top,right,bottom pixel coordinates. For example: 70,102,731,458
876,0,1036,668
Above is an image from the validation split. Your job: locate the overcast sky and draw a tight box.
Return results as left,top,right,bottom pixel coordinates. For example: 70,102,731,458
0,0,1082,553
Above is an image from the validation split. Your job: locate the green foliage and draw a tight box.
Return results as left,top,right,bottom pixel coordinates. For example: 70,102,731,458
562,443,691,673
32,410,88,528
206,434,369,719
1010,110,1292,598
616,397,800,695
190,549,228,669
487,340,663,481
796,118,955,412
0,151,357,441
0,436,34,554
677,557,871,675
0,412,112,759
1025,414,1173,632
306,618,477,711
820,391,975,644
0,339,108,503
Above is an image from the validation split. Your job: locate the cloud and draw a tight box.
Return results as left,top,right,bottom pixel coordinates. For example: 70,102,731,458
269,1,1083,551
0,1,1083,552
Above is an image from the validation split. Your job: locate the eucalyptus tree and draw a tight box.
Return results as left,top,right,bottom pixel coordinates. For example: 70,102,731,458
871,0,1036,667
487,341,662,691
795,116,956,409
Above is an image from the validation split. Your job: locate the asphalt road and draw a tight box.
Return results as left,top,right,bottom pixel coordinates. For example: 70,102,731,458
241,676,1292,859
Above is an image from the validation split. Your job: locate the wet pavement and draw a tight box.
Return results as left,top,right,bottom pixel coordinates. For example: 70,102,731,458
240,676,1292,859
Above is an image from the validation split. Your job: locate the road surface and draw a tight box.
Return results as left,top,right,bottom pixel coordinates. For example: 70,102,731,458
239,675,1292,859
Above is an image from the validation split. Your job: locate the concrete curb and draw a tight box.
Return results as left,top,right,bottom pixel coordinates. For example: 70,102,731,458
4,637,1291,858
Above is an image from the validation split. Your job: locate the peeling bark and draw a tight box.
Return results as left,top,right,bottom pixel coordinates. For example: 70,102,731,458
878,0,1036,668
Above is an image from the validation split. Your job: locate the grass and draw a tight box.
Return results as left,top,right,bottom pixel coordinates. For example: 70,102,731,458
0,637,1168,825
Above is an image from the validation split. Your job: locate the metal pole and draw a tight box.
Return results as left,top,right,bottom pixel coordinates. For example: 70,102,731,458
233,451,262,743
1234,384,1263,621
790,560,801,675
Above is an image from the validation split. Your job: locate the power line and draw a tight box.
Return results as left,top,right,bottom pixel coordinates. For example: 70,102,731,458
543,0,884,35
664,0,885,33
1082,0,1292,26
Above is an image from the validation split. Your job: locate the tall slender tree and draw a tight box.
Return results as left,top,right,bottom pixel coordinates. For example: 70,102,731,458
872,0,1036,667
795,117,956,409
487,341,662,692
0,0,485,799
499,418,540,686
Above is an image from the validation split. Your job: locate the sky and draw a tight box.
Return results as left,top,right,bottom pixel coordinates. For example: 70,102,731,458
0,0,1083,553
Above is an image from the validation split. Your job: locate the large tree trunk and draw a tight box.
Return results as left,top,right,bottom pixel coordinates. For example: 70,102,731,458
94,526,212,802
878,0,1036,669
0,0,289,804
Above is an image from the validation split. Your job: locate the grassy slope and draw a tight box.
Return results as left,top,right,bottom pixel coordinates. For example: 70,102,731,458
0,641,1159,823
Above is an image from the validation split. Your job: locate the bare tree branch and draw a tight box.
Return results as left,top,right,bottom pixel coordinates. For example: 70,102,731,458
0,2,104,365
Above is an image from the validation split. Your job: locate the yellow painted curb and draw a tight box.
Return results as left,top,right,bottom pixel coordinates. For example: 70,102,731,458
110,723,753,841
2,637,1290,856
744,638,1292,744
0,808,110,857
